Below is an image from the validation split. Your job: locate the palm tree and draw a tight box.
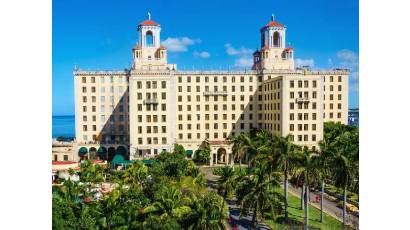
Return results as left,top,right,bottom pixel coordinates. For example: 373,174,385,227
292,147,322,230
230,133,257,167
143,186,192,222
329,149,357,226
326,125,359,227
317,139,332,222
236,162,282,228
274,134,299,222
187,192,228,230
213,166,236,200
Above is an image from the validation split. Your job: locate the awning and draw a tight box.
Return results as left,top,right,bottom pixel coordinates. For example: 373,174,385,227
97,147,107,156
78,147,88,155
111,154,132,165
186,150,193,157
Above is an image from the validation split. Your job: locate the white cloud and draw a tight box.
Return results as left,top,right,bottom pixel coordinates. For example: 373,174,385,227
337,49,358,62
162,37,201,52
234,57,253,68
224,43,253,56
224,43,254,69
193,51,210,58
295,58,315,67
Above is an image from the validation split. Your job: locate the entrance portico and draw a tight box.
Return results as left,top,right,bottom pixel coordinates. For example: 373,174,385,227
209,140,233,166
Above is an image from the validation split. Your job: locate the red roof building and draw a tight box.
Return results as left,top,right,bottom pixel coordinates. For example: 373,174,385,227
139,19,160,27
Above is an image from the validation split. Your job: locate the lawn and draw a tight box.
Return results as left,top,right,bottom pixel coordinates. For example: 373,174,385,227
265,189,347,230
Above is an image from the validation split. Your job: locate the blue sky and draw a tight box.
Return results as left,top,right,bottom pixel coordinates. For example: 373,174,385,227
53,0,358,115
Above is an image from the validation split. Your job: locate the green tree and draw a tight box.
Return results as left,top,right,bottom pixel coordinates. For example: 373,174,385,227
187,192,228,230
213,166,236,201
143,186,192,224
292,147,322,229
236,162,283,228
193,140,211,165
174,144,186,155
122,160,148,189
274,134,299,223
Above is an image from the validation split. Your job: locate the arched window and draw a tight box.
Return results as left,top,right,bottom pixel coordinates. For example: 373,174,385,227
273,31,280,47
146,31,154,46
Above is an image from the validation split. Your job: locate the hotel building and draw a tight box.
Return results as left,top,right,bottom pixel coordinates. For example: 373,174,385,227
73,14,349,165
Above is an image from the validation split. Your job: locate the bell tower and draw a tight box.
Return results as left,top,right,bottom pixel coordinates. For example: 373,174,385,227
252,14,294,70
132,13,176,70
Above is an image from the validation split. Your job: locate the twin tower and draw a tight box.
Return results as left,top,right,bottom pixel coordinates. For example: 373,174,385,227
132,13,295,71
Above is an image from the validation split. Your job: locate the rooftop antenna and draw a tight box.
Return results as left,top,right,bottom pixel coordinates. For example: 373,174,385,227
271,14,274,21
147,12,151,20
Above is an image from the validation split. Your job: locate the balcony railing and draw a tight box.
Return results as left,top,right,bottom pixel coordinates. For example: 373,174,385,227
203,91,228,96
295,97,310,103
143,98,159,104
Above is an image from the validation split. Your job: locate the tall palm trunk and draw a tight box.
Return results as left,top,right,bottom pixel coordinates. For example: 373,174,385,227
301,185,304,210
305,184,309,230
320,181,324,222
251,203,258,228
343,185,347,226
284,168,289,222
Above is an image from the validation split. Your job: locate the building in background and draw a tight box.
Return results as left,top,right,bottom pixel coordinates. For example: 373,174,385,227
73,13,349,165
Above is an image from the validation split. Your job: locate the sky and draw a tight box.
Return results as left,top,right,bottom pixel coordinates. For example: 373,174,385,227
53,0,359,116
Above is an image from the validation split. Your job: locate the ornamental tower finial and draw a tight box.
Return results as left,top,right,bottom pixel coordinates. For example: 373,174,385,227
271,14,274,21
147,12,151,20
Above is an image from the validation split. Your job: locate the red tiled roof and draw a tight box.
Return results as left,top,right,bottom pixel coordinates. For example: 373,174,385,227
261,45,269,50
133,44,142,50
139,19,160,26
284,47,294,51
264,21,284,28
159,46,166,50
52,161,77,165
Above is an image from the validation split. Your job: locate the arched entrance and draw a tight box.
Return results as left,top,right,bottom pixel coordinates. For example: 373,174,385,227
107,147,116,162
78,147,88,160
89,147,97,160
117,146,128,160
97,147,107,160
217,148,227,164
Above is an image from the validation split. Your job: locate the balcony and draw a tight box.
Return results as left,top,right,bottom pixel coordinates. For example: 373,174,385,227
143,98,158,104
203,91,228,96
295,97,310,103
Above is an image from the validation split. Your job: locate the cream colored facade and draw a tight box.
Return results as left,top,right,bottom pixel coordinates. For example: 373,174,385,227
73,14,349,165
